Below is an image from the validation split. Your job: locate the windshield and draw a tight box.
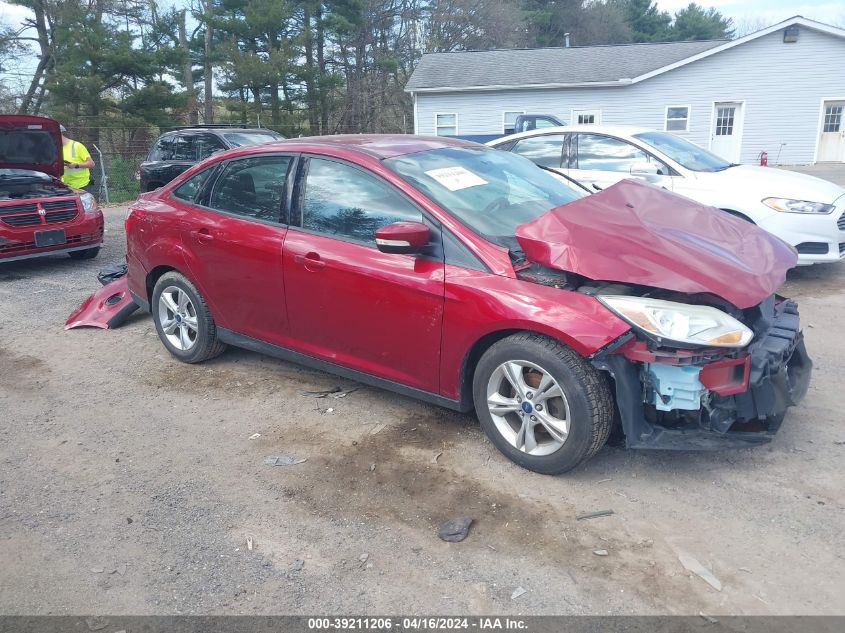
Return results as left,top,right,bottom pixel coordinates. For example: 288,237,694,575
633,131,733,172
385,147,585,243
221,131,282,147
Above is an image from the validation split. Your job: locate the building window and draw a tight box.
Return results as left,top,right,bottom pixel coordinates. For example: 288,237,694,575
823,105,843,133
665,106,690,132
503,111,524,134
572,109,601,125
715,106,735,136
435,113,457,136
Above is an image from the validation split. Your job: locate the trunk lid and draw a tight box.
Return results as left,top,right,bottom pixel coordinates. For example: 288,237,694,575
0,115,64,179
514,179,797,309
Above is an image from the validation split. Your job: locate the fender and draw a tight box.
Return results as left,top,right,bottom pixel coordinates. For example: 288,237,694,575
133,236,222,319
438,266,632,401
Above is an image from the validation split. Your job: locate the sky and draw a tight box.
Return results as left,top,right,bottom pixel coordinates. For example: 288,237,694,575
2,0,843,36
1,0,843,88
2,0,844,29
656,0,845,28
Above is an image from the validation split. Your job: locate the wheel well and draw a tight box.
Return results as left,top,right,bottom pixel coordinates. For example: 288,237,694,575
145,265,176,303
145,181,164,192
458,329,527,409
720,208,755,224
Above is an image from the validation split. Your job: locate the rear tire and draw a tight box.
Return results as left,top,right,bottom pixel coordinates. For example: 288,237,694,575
472,333,614,475
151,271,226,363
68,247,100,260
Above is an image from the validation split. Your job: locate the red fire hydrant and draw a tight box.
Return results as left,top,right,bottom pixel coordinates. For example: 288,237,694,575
758,151,768,166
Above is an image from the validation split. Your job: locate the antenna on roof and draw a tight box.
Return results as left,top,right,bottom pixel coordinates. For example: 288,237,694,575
564,33,571,48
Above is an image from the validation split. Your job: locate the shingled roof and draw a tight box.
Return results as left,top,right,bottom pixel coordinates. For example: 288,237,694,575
405,40,726,92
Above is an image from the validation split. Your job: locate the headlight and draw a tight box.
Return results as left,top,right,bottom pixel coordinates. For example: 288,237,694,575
598,295,753,348
80,193,97,213
762,197,834,214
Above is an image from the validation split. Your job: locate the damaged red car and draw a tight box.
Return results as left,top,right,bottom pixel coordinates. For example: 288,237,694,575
125,135,811,474
1,115,103,263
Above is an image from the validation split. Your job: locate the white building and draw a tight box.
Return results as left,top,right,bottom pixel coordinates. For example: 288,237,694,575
406,16,845,165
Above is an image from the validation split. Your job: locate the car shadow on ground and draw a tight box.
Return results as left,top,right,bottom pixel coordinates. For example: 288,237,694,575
782,258,845,299
0,253,103,278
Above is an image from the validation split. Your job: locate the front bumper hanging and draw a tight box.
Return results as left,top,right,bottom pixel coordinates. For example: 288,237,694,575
594,298,813,450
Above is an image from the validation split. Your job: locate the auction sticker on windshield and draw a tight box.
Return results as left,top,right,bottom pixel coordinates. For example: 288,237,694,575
424,166,488,191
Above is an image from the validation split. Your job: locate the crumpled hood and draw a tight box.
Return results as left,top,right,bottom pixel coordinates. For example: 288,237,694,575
0,114,64,179
515,179,797,309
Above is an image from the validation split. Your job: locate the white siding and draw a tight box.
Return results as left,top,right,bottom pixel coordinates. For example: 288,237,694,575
413,27,845,164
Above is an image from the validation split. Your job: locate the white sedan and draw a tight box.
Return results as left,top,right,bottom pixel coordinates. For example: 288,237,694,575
487,125,845,265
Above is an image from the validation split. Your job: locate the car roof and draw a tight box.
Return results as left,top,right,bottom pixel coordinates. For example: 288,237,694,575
255,134,482,159
159,127,280,137
488,124,656,144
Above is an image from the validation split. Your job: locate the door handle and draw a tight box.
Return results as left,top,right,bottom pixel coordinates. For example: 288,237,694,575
191,228,214,244
294,252,326,271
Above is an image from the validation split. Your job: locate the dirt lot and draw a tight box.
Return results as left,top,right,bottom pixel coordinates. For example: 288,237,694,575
1,199,845,616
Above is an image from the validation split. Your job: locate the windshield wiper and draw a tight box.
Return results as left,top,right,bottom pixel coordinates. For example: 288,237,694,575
537,165,593,193
508,248,527,267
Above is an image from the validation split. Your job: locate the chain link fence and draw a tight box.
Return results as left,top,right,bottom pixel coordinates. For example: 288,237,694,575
90,146,145,204
60,125,154,205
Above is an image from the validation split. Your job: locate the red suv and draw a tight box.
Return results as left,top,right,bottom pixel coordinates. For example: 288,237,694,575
125,135,812,474
0,115,104,263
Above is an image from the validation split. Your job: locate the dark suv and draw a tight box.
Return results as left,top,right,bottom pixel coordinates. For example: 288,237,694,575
139,126,283,192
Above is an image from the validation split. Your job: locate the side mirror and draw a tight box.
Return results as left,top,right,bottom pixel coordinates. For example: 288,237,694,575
375,221,430,254
630,162,660,180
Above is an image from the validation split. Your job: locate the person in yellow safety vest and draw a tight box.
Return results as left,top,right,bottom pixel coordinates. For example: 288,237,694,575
60,124,95,192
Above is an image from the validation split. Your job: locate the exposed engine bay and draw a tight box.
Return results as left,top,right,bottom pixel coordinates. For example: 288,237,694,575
515,262,813,449
0,173,73,200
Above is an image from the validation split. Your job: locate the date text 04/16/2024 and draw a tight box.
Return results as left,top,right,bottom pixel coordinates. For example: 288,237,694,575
307,617,529,630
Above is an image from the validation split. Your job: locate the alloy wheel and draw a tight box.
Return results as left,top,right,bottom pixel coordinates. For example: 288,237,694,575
485,360,571,456
158,285,199,351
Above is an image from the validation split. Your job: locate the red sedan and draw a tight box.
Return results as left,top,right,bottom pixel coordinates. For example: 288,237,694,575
1,115,103,262
125,135,811,474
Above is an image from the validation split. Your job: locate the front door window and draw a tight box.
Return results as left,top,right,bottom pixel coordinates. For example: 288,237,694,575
302,158,422,243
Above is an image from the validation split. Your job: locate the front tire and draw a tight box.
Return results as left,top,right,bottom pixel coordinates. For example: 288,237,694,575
68,246,100,260
151,271,226,363
472,333,614,475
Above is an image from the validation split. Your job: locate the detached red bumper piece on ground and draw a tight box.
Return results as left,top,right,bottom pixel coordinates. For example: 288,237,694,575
65,276,138,330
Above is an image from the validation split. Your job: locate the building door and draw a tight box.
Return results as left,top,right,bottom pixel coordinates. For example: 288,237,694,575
572,109,602,125
818,101,845,162
710,102,744,162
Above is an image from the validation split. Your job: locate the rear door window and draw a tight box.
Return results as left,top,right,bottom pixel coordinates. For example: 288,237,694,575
148,136,177,161
172,135,196,161
173,168,215,203
207,155,293,223
511,134,566,168
195,134,227,160
575,134,651,171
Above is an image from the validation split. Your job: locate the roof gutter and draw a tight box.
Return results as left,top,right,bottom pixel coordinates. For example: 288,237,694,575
404,79,633,94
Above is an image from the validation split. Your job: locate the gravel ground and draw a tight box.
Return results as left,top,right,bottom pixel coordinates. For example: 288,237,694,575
1,193,844,616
